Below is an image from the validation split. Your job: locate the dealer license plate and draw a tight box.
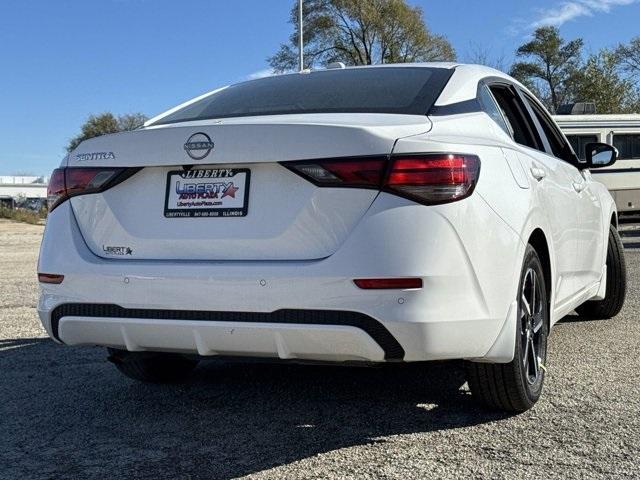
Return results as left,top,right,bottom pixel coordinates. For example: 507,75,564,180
164,168,250,218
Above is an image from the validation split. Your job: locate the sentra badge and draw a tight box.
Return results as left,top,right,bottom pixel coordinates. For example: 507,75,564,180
76,152,116,162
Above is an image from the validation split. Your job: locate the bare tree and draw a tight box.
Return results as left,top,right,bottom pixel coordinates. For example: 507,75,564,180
269,0,455,72
464,42,509,72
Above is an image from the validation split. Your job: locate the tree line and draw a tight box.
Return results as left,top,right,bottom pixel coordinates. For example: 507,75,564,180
510,27,640,114
67,0,640,152
270,0,640,115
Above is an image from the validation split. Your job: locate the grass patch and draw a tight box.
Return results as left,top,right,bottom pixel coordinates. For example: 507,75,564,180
0,207,47,225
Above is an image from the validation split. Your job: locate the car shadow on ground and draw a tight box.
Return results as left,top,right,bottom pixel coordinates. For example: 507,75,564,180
557,313,606,324
2,338,512,479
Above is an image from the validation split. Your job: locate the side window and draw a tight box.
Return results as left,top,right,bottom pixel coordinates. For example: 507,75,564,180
478,85,511,137
566,134,598,161
613,134,640,160
488,85,541,150
523,94,575,163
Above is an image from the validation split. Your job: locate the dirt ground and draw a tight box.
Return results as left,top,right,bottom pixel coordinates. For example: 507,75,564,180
1,218,639,479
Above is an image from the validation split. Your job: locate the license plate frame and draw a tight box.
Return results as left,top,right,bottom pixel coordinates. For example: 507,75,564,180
164,168,251,218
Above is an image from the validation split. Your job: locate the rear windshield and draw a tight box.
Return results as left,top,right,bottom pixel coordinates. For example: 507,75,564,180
152,67,452,125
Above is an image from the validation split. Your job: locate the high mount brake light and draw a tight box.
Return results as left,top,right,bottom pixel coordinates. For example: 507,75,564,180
47,167,139,212
284,154,480,205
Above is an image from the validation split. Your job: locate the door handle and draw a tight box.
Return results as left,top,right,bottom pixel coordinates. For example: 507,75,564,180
572,181,586,193
530,167,546,181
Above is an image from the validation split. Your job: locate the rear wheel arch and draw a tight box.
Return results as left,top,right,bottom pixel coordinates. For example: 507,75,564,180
465,244,550,412
526,228,552,329
605,208,617,270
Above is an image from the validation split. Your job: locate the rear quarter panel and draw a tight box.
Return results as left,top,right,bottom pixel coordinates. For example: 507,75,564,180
403,113,563,323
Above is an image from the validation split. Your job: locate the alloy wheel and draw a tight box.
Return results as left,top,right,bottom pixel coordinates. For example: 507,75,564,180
520,267,545,385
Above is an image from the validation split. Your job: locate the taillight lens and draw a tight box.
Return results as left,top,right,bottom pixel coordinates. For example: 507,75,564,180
285,158,386,187
284,154,480,205
47,168,66,210
47,167,137,212
385,154,480,205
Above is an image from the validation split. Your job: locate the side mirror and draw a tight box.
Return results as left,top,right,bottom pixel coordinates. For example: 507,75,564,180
583,142,617,169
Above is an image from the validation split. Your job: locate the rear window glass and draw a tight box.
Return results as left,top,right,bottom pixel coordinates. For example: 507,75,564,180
152,67,452,125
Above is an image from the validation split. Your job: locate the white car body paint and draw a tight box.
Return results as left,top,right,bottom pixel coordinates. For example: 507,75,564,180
38,63,616,364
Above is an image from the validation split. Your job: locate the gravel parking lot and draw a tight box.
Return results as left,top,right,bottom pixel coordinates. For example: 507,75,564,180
1,218,639,479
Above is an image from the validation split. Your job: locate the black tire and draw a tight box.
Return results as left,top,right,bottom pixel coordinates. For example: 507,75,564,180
465,245,549,412
575,224,626,320
107,348,199,383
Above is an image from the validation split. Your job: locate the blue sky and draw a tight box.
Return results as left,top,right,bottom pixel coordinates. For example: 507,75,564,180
1,0,639,174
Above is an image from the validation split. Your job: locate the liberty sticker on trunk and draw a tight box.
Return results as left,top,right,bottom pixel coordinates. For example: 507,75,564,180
164,168,250,218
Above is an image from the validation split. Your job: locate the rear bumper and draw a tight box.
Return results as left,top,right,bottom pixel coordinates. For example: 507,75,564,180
46,306,400,362
38,193,525,363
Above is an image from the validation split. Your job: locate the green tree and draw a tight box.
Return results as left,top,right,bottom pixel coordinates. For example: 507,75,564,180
116,113,149,132
268,0,455,72
67,112,148,152
616,36,640,79
573,49,640,114
510,26,583,113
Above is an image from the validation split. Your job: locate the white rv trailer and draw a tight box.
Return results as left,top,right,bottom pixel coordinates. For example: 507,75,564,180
554,114,640,213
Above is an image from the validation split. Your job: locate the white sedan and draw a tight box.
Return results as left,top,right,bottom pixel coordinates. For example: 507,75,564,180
38,63,626,411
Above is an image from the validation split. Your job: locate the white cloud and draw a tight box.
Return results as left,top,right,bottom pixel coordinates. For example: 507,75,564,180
245,69,275,80
530,0,637,28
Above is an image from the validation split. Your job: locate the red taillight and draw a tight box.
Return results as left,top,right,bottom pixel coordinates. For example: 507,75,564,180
47,167,136,212
284,154,480,205
354,278,423,289
38,273,64,284
284,157,386,188
47,169,67,211
319,159,386,185
385,154,480,205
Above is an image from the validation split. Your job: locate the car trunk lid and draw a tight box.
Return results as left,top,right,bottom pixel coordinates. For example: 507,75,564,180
68,114,430,261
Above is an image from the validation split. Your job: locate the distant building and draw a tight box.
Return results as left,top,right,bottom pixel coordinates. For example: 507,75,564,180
0,175,49,209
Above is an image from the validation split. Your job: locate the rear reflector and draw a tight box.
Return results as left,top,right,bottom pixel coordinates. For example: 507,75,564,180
38,273,64,284
47,167,140,212
284,154,480,205
354,278,423,289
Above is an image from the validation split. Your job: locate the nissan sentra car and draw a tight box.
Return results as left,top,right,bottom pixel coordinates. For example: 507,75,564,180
38,63,626,412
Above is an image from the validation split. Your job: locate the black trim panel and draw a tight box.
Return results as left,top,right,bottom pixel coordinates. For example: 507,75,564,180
591,168,640,174
428,98,481,116
50,304,405,361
